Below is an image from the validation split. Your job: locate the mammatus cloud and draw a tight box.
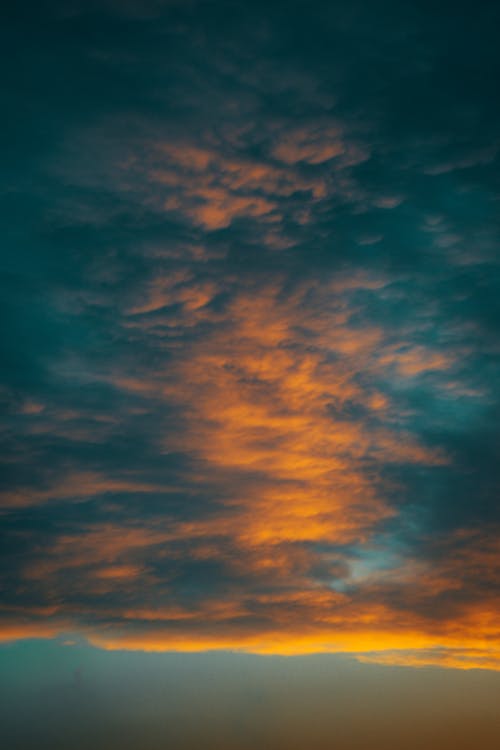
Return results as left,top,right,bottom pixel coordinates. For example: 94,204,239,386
2,0,500,671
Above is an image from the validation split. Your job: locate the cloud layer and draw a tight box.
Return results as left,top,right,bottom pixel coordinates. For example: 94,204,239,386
1,0,500,669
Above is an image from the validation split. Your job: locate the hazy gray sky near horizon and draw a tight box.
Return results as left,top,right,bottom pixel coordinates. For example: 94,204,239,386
1,641,500,750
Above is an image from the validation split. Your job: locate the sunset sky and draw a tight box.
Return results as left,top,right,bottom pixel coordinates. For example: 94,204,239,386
2,0,500,747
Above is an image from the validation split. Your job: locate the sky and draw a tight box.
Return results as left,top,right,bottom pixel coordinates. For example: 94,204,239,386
1,0,500,747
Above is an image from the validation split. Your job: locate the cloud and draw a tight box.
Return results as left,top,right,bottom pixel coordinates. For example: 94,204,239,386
3,269,496,667
1,0,500,670
0,471,165,509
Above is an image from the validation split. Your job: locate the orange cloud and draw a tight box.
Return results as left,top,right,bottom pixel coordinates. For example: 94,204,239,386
4,268,495,671
0,471,165,509
271,124,368,167
377,345,456,377
82,593,500,670
109,275,450,571
148,128,345,230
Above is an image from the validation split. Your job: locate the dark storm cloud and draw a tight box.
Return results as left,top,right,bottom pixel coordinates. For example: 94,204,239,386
1,0,499,667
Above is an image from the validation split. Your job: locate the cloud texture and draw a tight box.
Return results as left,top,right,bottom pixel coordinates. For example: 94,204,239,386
1,0,500,669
